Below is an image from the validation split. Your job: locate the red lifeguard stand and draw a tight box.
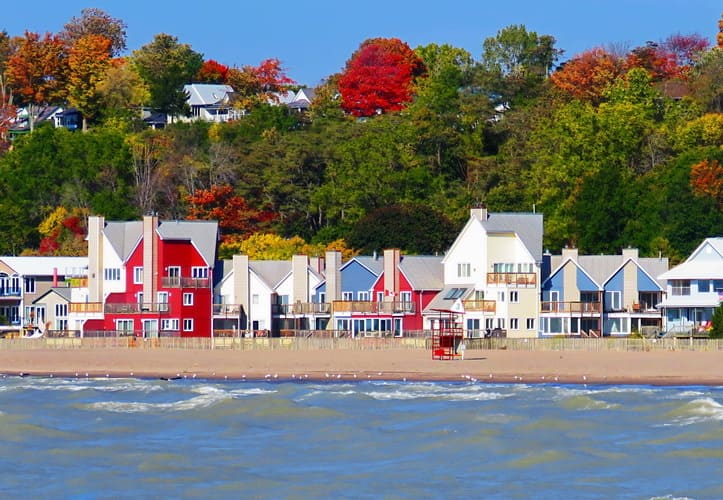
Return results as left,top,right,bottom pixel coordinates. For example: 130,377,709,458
431,309,464,360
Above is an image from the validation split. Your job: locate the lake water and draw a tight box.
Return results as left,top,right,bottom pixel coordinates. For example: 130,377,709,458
0,376,721,499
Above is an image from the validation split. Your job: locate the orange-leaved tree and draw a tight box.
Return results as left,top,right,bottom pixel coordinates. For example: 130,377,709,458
186,184,277,241
6,31,68,131
67,34,112,131
34,207,89,256
550,48,626,104
196,59,229,83
690,158,723,209
226,58,295,110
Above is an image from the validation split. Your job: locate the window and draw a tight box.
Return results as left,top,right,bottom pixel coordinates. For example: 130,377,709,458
509,291,519,303
485,318,494,329
497,291,505,302
252,294,259,304
24,278,36,294
342,291,353,301
497,318,505,329
317,292,325,303
605,291,622,310
104,268,121,281
510,318,519,330
116,319,133,332
671,280,690,296
191,267,208,279
400,291,412,303
183,319,194,332
55,303,68,317
444,287,467,300
55,319,68,331
133,267,143,284
157,292,169,312
183,293,193,306
697,280,711,293
526,318,535,330
377,292,384,302
358,291,369,301
161,319,179,331
457,263,471,278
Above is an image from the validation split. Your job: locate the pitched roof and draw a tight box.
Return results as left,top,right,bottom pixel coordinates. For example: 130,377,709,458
549,254,669,288
184,84,234,106
347,256,384,276
482,212,544,262
399,255,443,290
658,238,723,280
423,285,473,313
103,220,218,266
249,260,291,289
0,257,88,277
33,286,72,304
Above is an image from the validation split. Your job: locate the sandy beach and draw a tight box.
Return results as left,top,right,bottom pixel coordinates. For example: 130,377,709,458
1,348,722,385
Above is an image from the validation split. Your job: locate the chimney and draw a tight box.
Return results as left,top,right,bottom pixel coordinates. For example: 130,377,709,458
292,254,309,303
622,247,638,262
325,251,342,302
561,246,578,262
87,215,105,303
383,248,401,301
233,254,249,329
142,215,159,303
470,203,488,221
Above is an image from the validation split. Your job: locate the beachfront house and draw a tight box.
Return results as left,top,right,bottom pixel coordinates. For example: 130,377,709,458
540,247,668,337
181,83,239,123
213,254,325,335
0,256,87,334
423,205,543,339
656,237,723,336
75,216,218,338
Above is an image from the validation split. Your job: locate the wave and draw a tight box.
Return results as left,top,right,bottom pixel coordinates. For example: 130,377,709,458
664,397,723,426
559,394,620,411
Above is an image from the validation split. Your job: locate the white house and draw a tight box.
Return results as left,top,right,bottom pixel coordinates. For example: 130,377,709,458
657,238,723,335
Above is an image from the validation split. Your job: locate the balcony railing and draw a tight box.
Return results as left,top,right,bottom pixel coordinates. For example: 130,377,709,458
273,302,332,315
541,301,601,314
0,288,22,297
213,304,242,315
66,277,89,288
461,299,496,313
331,300,415,314
104,302,170,314
161,277,210,288
487,273,537,287
69,302,103,313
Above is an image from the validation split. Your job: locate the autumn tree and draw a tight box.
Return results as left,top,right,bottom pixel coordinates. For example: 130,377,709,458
186,184,276,241
61,8,127,57
35,206,88,256
67,34,112,131
550,48,626,104
6,31,68,131
196,59,229,83
226,58,294,110
0,31,17,149
95,60,150,123
132,33,203,117
338,38,425,117
690,158,723,209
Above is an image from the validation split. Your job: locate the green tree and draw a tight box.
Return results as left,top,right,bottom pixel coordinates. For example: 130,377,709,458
710,304,723,339
132,33,203,117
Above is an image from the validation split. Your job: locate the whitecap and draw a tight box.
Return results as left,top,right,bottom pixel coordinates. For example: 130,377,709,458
667,397,723,426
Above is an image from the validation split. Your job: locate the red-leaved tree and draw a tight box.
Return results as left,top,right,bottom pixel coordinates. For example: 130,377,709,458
338,38,426,117
690,158,723,209
196,59,229,83
186,184,277,241
551,48,626,103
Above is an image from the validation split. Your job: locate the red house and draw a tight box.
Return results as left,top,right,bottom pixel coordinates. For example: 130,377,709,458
82,215,218,337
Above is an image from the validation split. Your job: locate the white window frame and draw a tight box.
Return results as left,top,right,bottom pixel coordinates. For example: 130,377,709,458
104,268,121,281
342,291,353,301
606,291,621,310
55,303,68,317
510,291,519,303
526,318,535,330
133,267,143,284
400,291,412,303
161,318,179,331
510,318,519,330
183,319,194,332
191,267,208,279
183,293,193,306
24,277,36,294
457,262,471,278
116,319,134,332
358,291,369,301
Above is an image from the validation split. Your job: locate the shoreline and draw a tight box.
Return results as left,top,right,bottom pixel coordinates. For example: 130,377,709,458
1,348,722,386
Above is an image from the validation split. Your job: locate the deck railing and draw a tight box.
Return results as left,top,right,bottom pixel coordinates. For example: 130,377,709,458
272,302,332,315
541,301,601,314
331,300,415,314
69,302,103,313
104,302,170,314
461,299,496,313
161,277,210,288
487,273,537,287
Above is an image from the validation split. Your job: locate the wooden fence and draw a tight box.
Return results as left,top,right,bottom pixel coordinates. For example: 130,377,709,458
1,336,722,352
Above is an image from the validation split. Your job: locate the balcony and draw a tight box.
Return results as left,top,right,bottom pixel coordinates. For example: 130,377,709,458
541,301,601,314
461,299,496,313
69,302,103,313
105,302,170,314
0,288,21,298
273,302,332,315
487,273,537,287
161,277,210,288
66,277,89,288
331,300,415,314
213,304,242,315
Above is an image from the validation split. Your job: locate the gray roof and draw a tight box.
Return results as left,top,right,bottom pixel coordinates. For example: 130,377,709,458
349,256,384,276
33,286,72,304
104,220,218,266
423,285,473,313
399,255,443,290
549,255,669,288
184,84,234,106
157,220,218,267
249,260,291,289
482,212,544,262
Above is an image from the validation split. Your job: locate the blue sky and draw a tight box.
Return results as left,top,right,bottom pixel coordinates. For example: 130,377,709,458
3,1,721,86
